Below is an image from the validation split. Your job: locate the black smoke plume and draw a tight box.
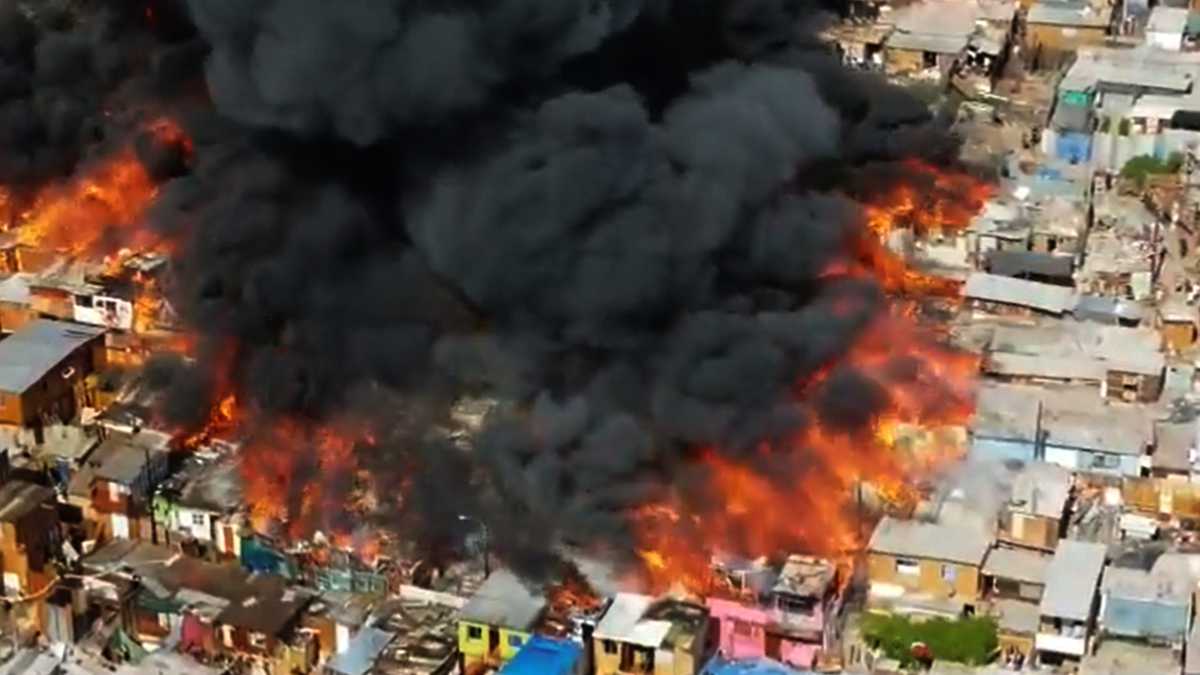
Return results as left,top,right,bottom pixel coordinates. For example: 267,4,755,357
142,0,966,578
0,1,201,198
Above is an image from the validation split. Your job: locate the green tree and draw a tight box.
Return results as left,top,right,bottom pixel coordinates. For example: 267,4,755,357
1121,153,1183,187
862,613,999,667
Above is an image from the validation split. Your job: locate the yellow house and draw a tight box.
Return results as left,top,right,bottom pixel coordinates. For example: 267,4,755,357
592,592,710,675
866,515,992,614
457,569,548,673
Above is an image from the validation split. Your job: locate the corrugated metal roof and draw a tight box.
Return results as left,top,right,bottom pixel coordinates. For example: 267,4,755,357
326,627,396,675
1153,420,1195,474
867,516,992,566
1041,394,1152,455
1102,566,1191,605
459,569,547,630
886,30,970,54
593,593,671,647
970,382,1042,441
1027,1,1111,27
1011,462,1073,518
1040,539,1106,620
983,547,1052,584
0,319,104,394
984,352,1104,381
963,272,1076,314
1148,6,1189,34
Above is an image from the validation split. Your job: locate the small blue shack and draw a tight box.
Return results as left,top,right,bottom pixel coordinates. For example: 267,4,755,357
498,635,584,675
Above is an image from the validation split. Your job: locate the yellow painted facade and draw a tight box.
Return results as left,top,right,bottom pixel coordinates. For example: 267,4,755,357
867,553,982,601
457,620,532,668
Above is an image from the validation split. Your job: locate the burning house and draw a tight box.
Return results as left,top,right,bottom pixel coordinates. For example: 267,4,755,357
592,593,711,675
0,0,1021,671
705,555,843,670
457,569,549,673
153,452,244,560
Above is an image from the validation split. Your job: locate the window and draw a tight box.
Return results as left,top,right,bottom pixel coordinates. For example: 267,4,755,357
603,639,618,654
734,620,754,637
191,513,206,526
896,557,920,575
74,294,93,308
508,634,524,648
1090,453,1120,470
941,564,958,582
467,626,482,640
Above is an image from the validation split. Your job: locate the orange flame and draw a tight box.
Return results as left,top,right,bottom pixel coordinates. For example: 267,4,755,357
634,161,988,592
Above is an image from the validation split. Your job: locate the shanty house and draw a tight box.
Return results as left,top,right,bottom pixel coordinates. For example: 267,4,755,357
866,516,991,614
968,383,1042,464
0,478,60,597
964,199,1031,261
962,273,1075,317
498,635,584,675
458,570,548,672
1159,299,1197,352
1036,539,1106,665
1073,294,1146,327
983,547,1051,602
706,555,842,670
997,463,1072,551
984,250,1074,286
1025,1,1111,69
0,319,104,429
153,453,243,559
213,575,316,672
81,539,315,671
83,430,172,541
1147,6,1189,51
592,593,710,675
1099,566,1191,648
881,0,976,77
1151,419,1199,480
1040,391,1152,477
994,599,1041,667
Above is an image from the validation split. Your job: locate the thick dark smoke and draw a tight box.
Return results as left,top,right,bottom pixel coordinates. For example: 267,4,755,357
0,1,201,195
139,0,964,577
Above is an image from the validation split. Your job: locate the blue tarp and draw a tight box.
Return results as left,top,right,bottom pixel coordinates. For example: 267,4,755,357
702,656,815,675
499,636,582,675
1055,131,1092,164
239,535,295,578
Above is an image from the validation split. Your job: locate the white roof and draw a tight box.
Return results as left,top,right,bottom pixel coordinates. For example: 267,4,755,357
963,273,1075,314
594,593,673,648
1040,539,1106,621
1061,46,1200,93
1148,6,1190,35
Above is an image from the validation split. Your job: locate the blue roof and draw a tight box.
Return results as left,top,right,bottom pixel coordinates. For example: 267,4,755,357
499,636,582,675
702,656,815,675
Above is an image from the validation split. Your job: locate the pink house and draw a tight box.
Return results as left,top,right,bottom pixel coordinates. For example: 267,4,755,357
705,555,843,669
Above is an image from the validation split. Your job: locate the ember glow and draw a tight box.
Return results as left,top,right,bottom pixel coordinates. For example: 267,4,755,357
633,164,988,593
240,418,378,556
13,150,160,259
